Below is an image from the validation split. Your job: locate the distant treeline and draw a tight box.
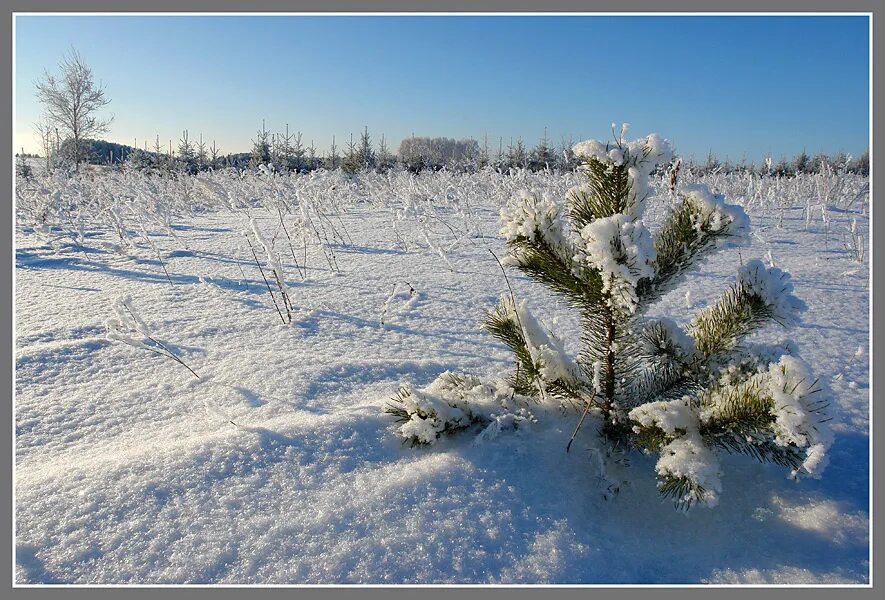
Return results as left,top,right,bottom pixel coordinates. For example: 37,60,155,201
27,124,869,178
687,148,869,177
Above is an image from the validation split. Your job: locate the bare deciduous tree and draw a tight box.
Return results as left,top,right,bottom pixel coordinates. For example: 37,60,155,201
398,136,480,172
34,49,113,170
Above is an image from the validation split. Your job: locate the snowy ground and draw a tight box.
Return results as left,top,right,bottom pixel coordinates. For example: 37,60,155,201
14,174,869,584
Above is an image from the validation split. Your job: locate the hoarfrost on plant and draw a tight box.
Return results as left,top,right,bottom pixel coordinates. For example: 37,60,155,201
655,432,723,507
579,214,656,312
738,259,807,326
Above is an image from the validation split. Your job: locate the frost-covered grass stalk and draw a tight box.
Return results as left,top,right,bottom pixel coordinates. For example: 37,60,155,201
246,218,293,324
105,295,200,379
276,207,305,280
386,127,833,510
842,218,865,263
295,190,341,274
379,281,417,327
128,201,175,286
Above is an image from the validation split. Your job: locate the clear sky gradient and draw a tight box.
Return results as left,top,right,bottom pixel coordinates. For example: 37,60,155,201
14,14,870,163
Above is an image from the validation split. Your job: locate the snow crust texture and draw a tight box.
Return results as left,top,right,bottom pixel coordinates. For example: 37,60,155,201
14,166,869,584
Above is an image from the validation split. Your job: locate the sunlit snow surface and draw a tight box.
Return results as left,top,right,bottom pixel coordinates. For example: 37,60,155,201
15,170,869,584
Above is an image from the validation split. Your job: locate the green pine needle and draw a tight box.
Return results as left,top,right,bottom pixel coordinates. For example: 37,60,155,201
658,474,708,511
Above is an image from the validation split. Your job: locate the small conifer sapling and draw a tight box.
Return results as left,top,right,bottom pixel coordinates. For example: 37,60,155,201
385,126,832,509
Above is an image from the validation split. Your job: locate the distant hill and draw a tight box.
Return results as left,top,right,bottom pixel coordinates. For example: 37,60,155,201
82,139,138,164
70,139,251,168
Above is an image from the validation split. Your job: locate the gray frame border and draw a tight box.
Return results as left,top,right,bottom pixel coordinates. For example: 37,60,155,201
2,1,879,598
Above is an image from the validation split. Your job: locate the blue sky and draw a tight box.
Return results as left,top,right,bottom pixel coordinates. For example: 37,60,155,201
14,14,870,162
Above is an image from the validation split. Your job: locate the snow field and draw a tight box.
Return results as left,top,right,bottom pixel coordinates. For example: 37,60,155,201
14,169,869,583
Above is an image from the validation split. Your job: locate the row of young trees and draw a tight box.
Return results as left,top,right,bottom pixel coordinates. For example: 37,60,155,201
246,124,571,174
36,124,580,175
249,123,400,174
108,125,394,175
35,125,569,175
27,50,869,178
33,115,870,179
37,128,869,180
696,148,869,177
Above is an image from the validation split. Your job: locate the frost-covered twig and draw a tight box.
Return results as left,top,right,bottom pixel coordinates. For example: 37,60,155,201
244,231,288,324
842,218,865,263
277,207,304,280
105,296,200,380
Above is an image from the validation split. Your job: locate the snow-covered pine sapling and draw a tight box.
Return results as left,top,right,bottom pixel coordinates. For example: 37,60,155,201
386,129,833,510
488,131,831,508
